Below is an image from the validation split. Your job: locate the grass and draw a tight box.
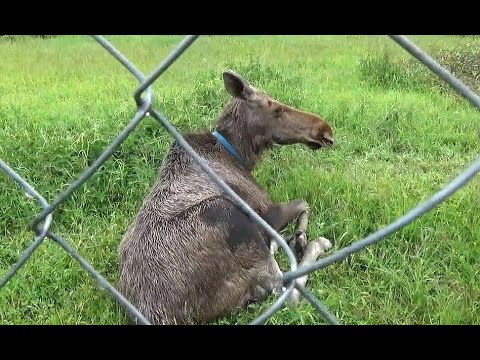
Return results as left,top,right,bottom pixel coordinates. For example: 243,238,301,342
0,35,479,325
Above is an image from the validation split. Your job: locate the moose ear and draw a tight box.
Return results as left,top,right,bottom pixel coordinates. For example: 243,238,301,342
223,70,255,100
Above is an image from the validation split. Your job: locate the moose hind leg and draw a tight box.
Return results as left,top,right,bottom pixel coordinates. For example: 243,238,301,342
199,197,283,316
235,258,283,309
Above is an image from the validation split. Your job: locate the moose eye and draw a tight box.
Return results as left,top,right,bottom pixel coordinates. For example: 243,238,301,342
274,106,283,117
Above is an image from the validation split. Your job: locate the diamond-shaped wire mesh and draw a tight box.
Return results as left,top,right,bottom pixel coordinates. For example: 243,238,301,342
1,35,479,325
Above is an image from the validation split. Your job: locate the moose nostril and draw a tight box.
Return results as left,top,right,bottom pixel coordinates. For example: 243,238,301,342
322,132,334,146
322,132,334,147
323,137,334,146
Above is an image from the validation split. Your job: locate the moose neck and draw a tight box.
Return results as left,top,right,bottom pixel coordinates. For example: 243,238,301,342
214,99,271,172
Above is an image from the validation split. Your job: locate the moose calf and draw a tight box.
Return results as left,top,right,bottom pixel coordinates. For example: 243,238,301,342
118,70,335,325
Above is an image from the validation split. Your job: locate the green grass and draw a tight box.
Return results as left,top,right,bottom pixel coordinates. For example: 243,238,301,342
0,35,479,325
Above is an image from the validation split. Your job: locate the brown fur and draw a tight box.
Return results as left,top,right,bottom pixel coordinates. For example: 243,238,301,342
117,70,334,324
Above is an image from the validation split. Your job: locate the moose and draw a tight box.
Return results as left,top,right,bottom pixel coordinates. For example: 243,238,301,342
117,70,335,325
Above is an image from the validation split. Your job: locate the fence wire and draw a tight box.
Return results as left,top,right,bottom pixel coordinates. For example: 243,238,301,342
0,35,479,325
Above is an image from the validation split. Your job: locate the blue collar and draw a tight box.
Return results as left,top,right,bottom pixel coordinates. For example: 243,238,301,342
212,130,245,167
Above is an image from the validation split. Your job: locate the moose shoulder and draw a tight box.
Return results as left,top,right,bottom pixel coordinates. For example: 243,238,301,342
117,70,335,325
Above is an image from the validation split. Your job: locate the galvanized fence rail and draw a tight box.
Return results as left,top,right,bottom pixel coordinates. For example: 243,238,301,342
1,35,479,325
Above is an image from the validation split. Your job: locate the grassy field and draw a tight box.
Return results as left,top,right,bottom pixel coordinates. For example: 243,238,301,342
0,35,479,325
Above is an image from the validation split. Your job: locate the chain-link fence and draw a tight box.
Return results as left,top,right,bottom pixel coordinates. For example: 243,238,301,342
1,35,479,325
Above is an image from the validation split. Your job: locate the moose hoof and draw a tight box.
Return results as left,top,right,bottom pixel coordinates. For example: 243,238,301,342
287,230,308,259
252,285,268,301
303,237,333,260
317,236,333,252
288,292,301,307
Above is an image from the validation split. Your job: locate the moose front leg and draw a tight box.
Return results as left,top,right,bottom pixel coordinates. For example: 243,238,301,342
289,210,309,259
262,199,310,258
288,236,333,307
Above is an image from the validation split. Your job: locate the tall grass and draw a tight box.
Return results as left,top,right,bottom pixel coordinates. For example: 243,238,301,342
0,35,479,324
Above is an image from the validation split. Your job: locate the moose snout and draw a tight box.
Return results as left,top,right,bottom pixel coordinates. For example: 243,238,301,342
322,132,335,147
